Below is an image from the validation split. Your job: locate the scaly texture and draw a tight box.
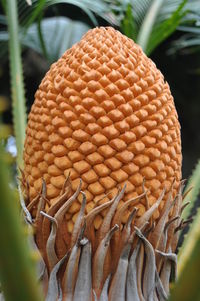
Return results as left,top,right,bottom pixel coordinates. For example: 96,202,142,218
23,27,181,236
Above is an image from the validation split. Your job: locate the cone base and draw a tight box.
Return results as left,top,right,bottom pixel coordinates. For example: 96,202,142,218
20,176,187,301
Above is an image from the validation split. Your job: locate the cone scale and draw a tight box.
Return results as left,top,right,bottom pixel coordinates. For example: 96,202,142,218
22,27,183,300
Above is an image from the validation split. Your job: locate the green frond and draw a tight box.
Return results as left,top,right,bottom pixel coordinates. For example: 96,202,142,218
121,0,200,54
170,209,200,301
0,145,43,301
22,17,90,63
177,159,200,276
136,0,165,53
145,0,187,55
181,159,200,222
121,3,138,40
17,0,118,30
7,0,27,168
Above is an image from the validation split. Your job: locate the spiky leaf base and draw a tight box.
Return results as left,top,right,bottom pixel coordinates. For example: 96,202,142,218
20,177,186,301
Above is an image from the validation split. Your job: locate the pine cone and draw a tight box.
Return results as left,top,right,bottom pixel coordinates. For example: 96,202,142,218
22,27,183,300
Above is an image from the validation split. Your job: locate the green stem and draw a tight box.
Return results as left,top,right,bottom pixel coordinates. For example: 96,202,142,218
7,0,27,168
37,13,49,60
0,146,43,301
136,0,164,53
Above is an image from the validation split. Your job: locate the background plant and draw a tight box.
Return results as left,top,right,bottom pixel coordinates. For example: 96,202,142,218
0,0,200,300
0,145,43,301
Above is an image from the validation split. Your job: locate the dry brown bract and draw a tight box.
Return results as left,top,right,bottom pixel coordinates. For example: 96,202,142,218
20,176,188,301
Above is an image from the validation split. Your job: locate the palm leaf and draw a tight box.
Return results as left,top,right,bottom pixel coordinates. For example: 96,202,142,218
179,159,200,224
134,0,188,54
125,0,200,54
18,0,46,28
0,16,90,63
177,207,200,276
145,0,187,55
121,3,137,40
176,160,200,280
22,16,90,63
17,0,118,29
0,0,119,61
170,215,200,301
170,26,200,53
0,145,43,301
172,35,200,52
136,0,166,53
169,0,200,52
131,0,152,28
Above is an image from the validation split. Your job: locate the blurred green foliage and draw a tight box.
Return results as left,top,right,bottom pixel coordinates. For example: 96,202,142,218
181,160,200,222
170,214,200,301
0,145,43,301
0,0,200,300
0,0,200,62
